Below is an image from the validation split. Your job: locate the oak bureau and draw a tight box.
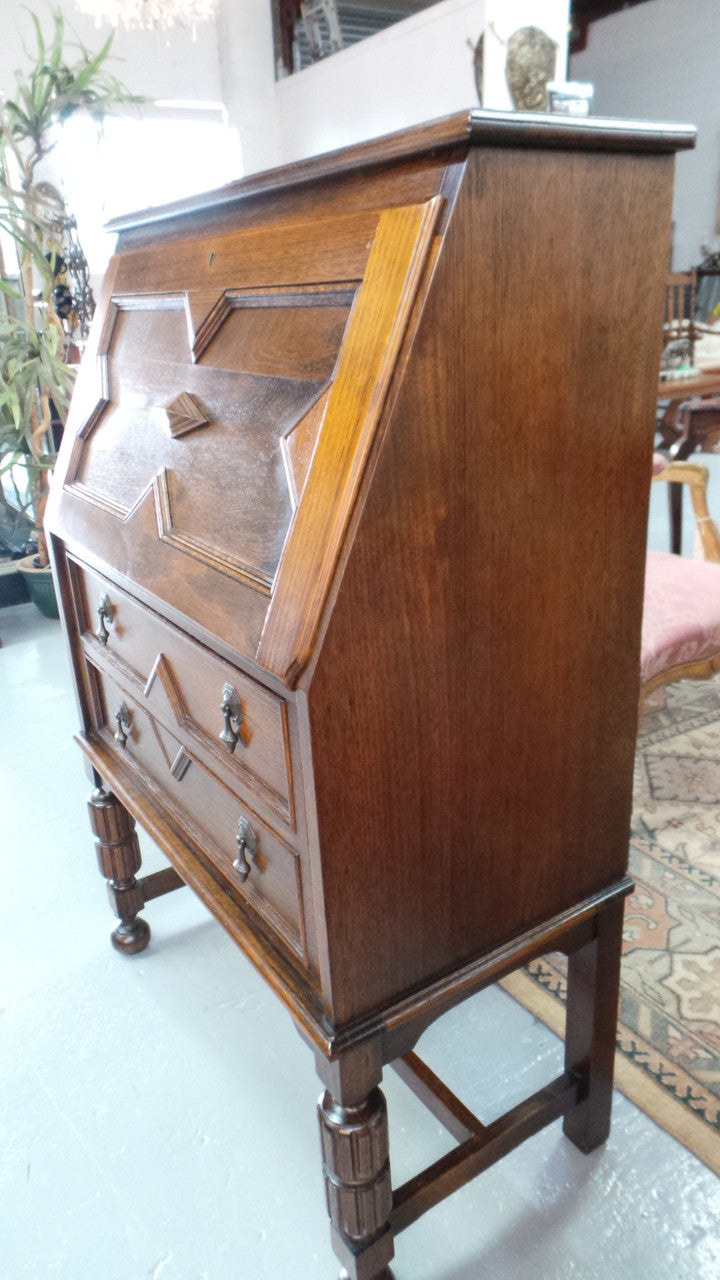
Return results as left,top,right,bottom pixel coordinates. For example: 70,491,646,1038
46,109,694,1279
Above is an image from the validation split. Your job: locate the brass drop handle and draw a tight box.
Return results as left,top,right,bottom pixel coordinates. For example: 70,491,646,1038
114,701,132,749
96,594,113,645
234,816,257,882
219,682,243,754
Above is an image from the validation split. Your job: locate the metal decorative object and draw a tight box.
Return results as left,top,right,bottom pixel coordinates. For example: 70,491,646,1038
505,27,558,112
169,746,191,781
63,216,95,343
95,594,113,645
219,683,243,754
114,702,132,749
660,337,693,374
300,0,343,61
234,816,257,882
38,187,95,349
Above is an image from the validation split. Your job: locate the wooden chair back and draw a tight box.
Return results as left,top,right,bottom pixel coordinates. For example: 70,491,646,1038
663,270,697,351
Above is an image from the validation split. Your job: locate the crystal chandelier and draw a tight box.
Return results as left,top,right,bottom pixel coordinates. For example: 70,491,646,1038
74,0,218,29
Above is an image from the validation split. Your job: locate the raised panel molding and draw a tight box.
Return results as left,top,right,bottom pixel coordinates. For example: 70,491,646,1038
62,288,353,594
188,283,357,365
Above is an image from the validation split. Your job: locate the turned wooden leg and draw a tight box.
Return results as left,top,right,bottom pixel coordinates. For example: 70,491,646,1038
318,1085,395,1280
88,786,150,955
562,896,625,1153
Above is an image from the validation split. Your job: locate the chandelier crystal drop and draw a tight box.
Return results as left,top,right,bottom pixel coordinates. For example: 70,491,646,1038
75,0,218,30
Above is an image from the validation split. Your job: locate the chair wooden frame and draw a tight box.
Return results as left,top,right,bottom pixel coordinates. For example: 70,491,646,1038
653,459,720,561
663,270,697,361
641,460,720,704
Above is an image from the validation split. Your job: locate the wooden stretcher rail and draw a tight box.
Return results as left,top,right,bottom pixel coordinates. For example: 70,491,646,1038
391,1051,483,1143
390,1071,580,1235
140,866,185,901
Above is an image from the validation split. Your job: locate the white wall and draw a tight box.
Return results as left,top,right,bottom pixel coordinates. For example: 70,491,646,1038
275,0,485,163
216,0,282,174
274,0,568,166
1,1,571,221
0,0,572,268
0,1,241,274
0,0,223,106
570,0,720,270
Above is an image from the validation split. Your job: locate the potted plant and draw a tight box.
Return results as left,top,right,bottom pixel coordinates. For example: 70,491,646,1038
0,312,75,613
0,8,140,616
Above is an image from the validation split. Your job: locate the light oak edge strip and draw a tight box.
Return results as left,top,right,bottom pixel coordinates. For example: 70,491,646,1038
256,195,444,686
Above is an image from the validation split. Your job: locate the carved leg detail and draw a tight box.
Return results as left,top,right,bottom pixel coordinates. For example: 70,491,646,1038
88,787,150,955
318,1087,395,1280
562,896,625,1153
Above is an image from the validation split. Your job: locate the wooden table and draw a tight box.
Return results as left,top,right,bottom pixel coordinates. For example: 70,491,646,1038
658,369,720,552
658,369,720,403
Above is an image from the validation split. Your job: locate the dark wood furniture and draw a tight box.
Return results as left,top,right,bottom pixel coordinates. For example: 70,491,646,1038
658,369,720,402
671,396,720,459
46,109,694,1280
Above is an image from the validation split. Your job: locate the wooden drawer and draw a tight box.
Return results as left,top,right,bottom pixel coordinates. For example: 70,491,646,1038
70,557,295,829
89,663,309,965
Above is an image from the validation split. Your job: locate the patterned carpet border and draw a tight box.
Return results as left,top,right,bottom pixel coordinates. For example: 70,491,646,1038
501,969,720,1175
502,678,720,1177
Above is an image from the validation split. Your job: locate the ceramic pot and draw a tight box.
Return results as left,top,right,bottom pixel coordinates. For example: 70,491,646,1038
0,560,30,607
16,554,59,619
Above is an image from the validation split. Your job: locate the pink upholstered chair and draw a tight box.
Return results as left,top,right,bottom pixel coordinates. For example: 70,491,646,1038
641,457,720,705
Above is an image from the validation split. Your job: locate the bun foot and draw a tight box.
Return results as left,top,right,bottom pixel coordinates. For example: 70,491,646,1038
88,787,151,956
111,917,150,954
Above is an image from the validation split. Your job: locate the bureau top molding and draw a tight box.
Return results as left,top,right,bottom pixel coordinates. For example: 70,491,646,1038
106,108,696,236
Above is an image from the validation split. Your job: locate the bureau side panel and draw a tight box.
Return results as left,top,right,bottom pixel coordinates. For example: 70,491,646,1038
306,145,675,1026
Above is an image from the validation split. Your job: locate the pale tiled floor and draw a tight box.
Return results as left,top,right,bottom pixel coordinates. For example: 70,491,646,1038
1,599,719,1280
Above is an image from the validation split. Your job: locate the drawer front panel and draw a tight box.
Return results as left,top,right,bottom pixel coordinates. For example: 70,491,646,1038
91,665,308,964
71,558,294,828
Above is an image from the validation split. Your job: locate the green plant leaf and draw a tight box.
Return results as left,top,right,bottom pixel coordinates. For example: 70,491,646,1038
0,7,142,523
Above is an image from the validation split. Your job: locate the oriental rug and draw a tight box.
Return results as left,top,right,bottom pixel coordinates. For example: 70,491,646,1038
502,677,720,1174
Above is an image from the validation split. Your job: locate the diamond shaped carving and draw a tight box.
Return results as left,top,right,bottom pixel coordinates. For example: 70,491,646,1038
165,391,211,438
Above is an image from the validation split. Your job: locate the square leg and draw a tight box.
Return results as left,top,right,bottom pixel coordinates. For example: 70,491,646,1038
562,895,625,1152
